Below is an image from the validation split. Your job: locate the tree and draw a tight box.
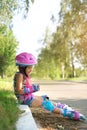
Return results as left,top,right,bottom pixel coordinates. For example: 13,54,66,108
36,0,87,79
0,0,36,78
56,0,87,77
0,25,18,78
0,0,35,25
0,0,19,25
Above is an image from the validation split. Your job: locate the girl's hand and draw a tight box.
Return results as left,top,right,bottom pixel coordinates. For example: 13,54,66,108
32,84,40,92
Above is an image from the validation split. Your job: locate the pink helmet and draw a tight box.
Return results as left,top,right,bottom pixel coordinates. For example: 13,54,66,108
15,52,37,66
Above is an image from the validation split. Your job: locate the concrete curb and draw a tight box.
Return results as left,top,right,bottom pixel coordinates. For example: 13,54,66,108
16,105,38,130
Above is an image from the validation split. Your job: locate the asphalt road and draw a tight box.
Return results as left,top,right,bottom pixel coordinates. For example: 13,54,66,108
34,80,87,126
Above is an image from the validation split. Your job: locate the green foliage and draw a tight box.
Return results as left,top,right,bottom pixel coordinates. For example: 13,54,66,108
0,0,35,24
0,0,19,24
0,79,20,130
5,65,17,77
34,48,62,79
0,0,35,78
35,0,87,79
48,62,61,80
59,0,87,69
0,25,18,78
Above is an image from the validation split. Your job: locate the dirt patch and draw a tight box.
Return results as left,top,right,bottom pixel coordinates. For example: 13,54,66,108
31,108,87,130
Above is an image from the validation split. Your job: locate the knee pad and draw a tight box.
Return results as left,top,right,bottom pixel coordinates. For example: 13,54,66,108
42,98,55,112
42,95,49,100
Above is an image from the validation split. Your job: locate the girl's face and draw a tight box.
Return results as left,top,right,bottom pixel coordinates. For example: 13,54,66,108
25,66,34,75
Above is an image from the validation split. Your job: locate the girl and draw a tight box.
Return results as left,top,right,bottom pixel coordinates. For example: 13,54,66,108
14,52,86,121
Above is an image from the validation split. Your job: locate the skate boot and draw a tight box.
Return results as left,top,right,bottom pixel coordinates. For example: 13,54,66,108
80,113,86,121
62,109,86,121
56,102,73,111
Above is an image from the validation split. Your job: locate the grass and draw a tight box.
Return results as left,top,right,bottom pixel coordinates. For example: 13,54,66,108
66,76,87,82
0,78,20,130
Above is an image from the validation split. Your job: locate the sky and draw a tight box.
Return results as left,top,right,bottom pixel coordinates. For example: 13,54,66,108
12,0,61,57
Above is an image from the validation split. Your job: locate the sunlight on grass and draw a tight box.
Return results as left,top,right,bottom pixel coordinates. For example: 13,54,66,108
67,77,87,81
0,78,20,130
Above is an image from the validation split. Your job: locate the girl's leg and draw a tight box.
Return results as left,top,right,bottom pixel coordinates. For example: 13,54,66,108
31,95,61,114
31,96,43,107
31,95,86,121
54,102,73,111
54,102,86,121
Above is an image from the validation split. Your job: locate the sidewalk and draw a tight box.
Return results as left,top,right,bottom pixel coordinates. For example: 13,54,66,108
16,105,38,130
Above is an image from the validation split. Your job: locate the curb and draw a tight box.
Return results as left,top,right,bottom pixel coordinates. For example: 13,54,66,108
16,105,38,130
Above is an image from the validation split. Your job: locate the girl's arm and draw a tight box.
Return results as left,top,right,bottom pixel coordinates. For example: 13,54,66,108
15,73,39,94
15,73,25,94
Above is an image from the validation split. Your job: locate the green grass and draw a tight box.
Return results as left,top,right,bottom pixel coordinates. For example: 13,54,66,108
66,76,87,82
0,78,20,130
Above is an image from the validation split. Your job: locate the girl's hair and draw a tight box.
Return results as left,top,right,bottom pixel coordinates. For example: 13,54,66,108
18,66,28,77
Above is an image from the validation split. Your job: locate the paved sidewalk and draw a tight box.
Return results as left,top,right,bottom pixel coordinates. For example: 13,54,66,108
16,105,38,130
